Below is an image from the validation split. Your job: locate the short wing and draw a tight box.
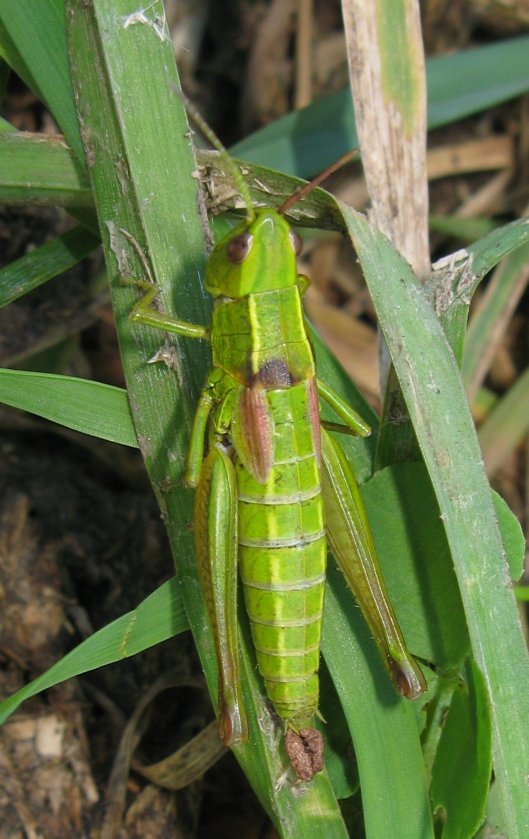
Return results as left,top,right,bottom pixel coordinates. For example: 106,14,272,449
231,386,275,484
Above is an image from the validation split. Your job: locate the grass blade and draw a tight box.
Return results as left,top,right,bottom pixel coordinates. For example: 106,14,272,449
66,1,348,833
232,37,529,177
0,578,188,726
0,131,92,206
341,202,529,838
0,226,100,308
478,366,529,477
429,218,529,364
0,370,137,447
0,0,84,161
462,245,529,400
323,568,432,838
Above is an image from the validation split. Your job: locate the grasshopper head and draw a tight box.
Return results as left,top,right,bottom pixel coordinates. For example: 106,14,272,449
205,209,302,298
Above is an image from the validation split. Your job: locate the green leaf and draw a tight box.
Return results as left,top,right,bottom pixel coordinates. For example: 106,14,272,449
462,243,529,396
322,565,433,838
486,792,510,838
363,463,468,668
431,661,492,839
478,365,529,477
341,203,529,838
476,781,509,839
514,586,529,602
493,492,525,582
0,226,100,309
0,370,137,447
3,2,529,184
429,218,529,365
317,661,359,801
232,37,529,176
0,131,92,206
66,2,349,834
0,578,188,726
362,469,524,668
0,115,13,132
0,0,85,162
461,218,529,283
426,36,529,125
429,215,497,242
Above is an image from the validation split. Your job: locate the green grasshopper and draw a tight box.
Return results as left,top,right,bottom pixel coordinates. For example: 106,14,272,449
130,125,426,781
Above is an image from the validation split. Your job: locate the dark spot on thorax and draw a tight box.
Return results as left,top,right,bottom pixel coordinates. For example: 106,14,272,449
248,357,296,389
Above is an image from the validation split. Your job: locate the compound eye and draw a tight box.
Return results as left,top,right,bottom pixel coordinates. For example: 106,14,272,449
289,229,303,256
226,232,253,263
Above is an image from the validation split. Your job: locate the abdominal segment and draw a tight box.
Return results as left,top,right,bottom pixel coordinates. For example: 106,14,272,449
235,383,326,728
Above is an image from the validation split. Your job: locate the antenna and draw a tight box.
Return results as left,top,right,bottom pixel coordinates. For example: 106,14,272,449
177,89,256,223
276,149,359,216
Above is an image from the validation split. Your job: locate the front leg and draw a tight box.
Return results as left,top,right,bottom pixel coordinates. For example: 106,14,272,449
121,226,209,341
130,282,209,341
129,282,212,485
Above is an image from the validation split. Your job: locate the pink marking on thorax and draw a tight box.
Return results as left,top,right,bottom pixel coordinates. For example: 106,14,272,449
240,387,274,482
